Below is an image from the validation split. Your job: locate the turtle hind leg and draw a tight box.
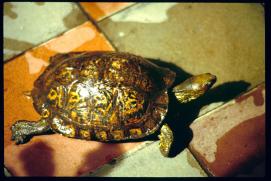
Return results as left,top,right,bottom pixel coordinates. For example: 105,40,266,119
158,123,174,157
11,119,53,144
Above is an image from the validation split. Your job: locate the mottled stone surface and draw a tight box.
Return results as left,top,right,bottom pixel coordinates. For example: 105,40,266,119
87,143,207,177
98,3,264,89
4,2,87,61
189,83,265,176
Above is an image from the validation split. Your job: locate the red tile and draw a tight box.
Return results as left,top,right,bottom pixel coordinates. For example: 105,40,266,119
4,21,144,176
80,2,134,21
4,134,142,176
189,83,265,176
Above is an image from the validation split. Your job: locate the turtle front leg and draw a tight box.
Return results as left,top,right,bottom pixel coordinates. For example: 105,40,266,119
11,119,52,144
158,124,174,157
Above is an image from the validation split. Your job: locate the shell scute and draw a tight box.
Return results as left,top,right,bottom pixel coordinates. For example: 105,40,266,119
32,52,175,141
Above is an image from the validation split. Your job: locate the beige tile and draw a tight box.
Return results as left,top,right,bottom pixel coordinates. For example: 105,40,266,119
99,3,264,88
4,2,88,61
88,143,207,177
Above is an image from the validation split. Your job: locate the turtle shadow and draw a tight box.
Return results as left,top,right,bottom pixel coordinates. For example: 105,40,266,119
141,58,251,157
77,142,129,176
18,141,55,176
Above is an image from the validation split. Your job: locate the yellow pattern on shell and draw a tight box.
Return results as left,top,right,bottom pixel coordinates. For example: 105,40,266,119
47,89,57,100
97,131,108,141
64,124,76,137
70,111,77,119
122,89,144,116
55,68,74,84
67,91,81,110
129,128,142,136
41,109,50,118
47,87,64,108
112,60,121,69
111,130,124,140
79,129,91,139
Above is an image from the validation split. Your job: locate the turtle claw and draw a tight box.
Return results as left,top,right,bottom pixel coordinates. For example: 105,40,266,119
11,132,28,144
13,134,27,145
11,121,32,144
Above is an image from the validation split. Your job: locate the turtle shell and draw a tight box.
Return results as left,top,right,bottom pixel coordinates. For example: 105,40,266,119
31,51,176,141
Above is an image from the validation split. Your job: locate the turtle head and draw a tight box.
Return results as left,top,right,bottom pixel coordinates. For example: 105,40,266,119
173,73,216,103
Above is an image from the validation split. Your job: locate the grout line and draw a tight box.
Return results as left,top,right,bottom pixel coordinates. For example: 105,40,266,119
3,22,89,65
98,2,138,22
192,81,265,124
78,2,140,52
114,141,155,161
77,3,119,51
187,145,213,177
84,141,156,176
187,82,265,176
4,2,99,64
4,2,137,64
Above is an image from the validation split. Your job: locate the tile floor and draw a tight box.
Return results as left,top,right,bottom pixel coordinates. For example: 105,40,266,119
4,2,265,177
189,83,265,176
4,2,88,61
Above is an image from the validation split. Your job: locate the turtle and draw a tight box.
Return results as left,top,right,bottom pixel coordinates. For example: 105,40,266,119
11,51,216,157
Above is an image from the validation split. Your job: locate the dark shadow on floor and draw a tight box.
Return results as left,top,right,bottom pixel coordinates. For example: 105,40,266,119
77,142,126,176
145,58,251,157
19,141,55,176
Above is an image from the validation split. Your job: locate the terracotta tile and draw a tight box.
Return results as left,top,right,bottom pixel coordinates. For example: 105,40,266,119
4,134,142,176
189,83,265,176
80,2,134,21
4,21,146,176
